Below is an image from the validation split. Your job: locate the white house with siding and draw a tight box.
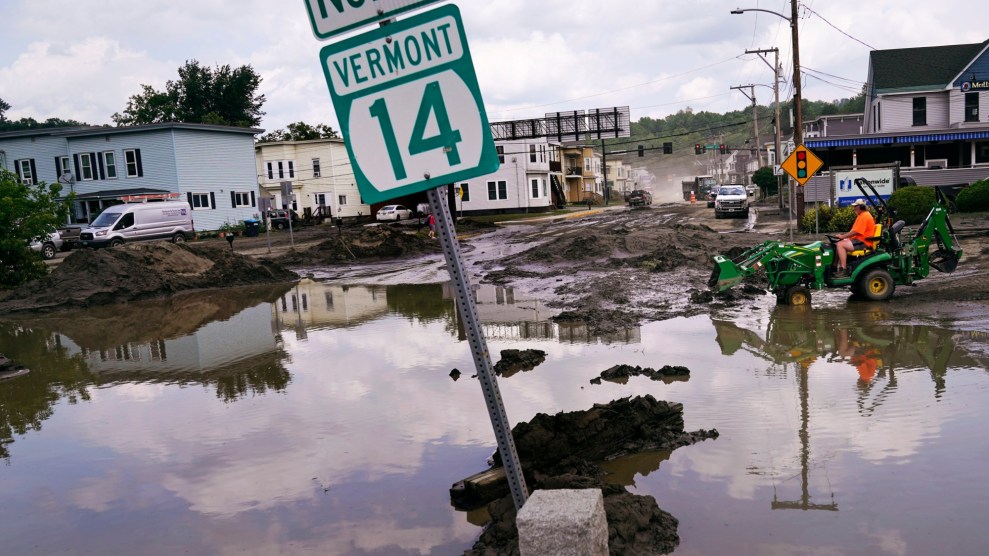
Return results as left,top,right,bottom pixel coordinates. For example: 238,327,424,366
450,138,560,215
0,123,262,231
254,137,369,219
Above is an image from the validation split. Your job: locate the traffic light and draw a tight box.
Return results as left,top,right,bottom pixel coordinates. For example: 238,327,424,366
796,149,808,179
694,143,703,155
719,144,727,155
638,144,644,157
663,142,673,154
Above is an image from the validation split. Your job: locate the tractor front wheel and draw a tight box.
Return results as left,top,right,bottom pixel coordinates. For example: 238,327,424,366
860,268,895,301
778,285,812,306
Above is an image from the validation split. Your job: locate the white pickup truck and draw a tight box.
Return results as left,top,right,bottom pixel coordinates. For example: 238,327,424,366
714,185,750,219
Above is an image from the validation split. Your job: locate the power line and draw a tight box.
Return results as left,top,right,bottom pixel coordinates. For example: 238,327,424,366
802,5,875,51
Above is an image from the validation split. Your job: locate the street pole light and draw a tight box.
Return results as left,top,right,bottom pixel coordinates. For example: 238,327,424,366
732,1,804,224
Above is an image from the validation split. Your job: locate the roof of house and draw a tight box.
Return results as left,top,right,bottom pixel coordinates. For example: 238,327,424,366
0,122,262,140
871,40,988,93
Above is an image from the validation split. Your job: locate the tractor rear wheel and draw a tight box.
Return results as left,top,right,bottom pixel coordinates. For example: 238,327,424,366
860,268,895,301
779,285,811,306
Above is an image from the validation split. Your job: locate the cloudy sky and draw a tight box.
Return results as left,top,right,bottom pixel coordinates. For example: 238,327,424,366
2,0,987,133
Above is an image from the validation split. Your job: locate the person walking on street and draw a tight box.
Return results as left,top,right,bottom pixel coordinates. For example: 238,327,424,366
833,198,876,278
427,213,436,239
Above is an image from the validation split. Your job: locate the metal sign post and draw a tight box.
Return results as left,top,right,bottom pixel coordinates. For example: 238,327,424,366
427,185,528,510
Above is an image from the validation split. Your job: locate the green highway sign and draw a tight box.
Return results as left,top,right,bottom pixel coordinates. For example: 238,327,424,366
320,4,498,204
304,0,441,40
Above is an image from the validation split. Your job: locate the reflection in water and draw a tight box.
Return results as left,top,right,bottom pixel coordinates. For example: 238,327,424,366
712,304,986,399
3,281,987,554
0,284,295,459
272,279,642,345
711,304,989,515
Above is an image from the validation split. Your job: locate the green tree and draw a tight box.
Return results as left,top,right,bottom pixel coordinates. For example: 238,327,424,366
113,60,266,127
0,97,9,122
751,166,778,196
257,121,339,143
0,170,72,288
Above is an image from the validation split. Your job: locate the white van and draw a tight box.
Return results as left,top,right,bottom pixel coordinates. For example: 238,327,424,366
79,201,195,248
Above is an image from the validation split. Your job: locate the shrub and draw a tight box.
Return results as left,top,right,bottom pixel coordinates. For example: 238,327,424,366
956,179,989,212
888,186,935,224
801,205,859,233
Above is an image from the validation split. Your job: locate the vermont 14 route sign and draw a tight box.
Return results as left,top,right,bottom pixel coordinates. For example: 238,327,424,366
320,4,499,204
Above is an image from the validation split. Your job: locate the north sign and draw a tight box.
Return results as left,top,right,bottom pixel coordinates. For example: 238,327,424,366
304,0,441,40
320,4,499,204
780,144,824,186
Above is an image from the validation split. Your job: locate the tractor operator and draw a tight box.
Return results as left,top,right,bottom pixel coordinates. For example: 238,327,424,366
833,198,876,278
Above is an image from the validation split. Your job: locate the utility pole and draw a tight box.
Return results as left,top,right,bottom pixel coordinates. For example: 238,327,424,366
791,0,805,223
730,84,763,168
746,47,783,210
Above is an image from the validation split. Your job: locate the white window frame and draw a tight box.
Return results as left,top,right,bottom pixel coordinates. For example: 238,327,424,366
17,159,33,184
124,149,140,177
233,192,252,207
584,157,591,172
59,156,71,180
486,181,511,200
460,182,470,202
529,144,537,163
312,158,321,178
531,178,539,198
338,195,347,205
102,151,117,179
80,153,94,181
541,178,547,197
496,145,505,164
190,192,212,210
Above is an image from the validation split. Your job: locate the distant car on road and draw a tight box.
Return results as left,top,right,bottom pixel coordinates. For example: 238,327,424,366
376,205,413,221
627,190,653,207
30,230,63,260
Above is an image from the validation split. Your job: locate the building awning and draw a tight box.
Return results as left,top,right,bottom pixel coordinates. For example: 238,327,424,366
73,188,174,201
808,130,989,148
806,137,897,148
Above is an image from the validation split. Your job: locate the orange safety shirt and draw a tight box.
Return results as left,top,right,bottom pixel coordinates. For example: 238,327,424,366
851,210,877,248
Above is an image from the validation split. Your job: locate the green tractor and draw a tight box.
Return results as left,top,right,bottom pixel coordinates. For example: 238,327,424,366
710,178,962,305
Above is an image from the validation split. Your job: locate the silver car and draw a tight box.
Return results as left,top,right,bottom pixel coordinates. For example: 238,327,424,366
30,230,63,260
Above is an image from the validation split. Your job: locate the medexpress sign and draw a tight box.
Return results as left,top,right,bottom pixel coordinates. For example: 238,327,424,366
320,4,498,204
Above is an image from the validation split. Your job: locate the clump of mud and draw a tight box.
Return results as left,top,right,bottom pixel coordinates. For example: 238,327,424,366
463,395,718,555
274,224,440,265
589,364,690,385
552,308,642,336
493,349,547,378
0,242,297,314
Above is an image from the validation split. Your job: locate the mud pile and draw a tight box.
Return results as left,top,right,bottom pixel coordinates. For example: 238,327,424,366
273,224,441,265
493,349,547,377
464,395,718,555
0,243,297,314
506,222,760,271
589,364,690,385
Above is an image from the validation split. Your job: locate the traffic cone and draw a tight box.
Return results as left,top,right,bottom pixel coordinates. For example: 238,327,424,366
690,191,696,203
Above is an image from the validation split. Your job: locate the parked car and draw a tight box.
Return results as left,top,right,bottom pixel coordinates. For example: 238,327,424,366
376,205,413,221
266,209,298,230
30,230,63,260
627,189,653,207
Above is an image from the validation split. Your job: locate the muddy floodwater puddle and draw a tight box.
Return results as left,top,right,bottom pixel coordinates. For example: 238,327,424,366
1,282,988,555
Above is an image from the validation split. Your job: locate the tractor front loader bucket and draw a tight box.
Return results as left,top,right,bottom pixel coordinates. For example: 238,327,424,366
709,255,747,292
